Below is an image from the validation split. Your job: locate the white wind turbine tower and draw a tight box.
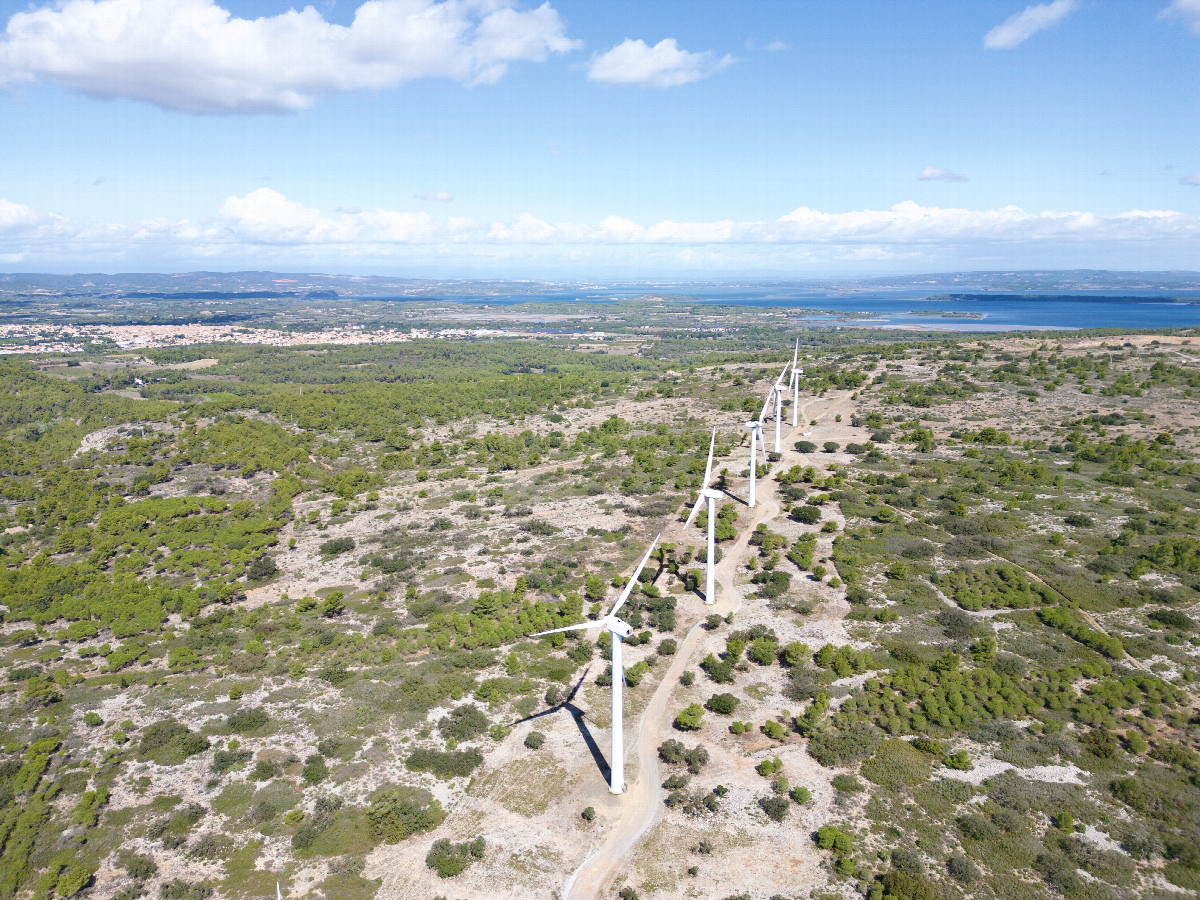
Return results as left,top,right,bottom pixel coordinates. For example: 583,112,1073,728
790,339,804,427
744,415,767,508
684,428,721,605
760,360,790,457
531,535,660,794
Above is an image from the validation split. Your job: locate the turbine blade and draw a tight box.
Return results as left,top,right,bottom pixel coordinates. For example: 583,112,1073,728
702,427,716,490
792,338,799,369
683,491,706,529
608,534,660,619
758,388,774,423
530,621,602,638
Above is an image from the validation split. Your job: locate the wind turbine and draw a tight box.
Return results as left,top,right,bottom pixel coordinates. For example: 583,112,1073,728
684,428,721,604
744,416,767,508
276,884,282,900
790,339,804,427
531,535,661,794
759,360,790,457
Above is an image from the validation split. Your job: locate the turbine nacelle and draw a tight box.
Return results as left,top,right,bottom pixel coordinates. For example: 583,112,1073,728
605,618,634,639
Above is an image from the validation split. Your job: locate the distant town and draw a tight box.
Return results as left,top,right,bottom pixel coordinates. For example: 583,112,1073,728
0,322,537,354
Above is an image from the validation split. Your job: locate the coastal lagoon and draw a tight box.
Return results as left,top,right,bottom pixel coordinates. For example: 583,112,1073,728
360,286,1200,331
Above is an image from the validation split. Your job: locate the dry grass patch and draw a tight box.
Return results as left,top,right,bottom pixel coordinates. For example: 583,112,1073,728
471,755,570,817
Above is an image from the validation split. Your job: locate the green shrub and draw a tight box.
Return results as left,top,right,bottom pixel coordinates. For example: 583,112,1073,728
367,785,445,843
439,705,489,742
756,757,783,777
319,537,355,556
524,732,545,750
761,720,787,741
321,592,346,618
862,740,933,789
758,796,789,821
791,506,821,525
944,750,972,771
706,693,739,715
879,870,938,900
674,704,705,731
405,748,483,779
790,785,812,804
160,879,214,899
227,707,270,734
808,723,881,768
302,754,329,785
816,825,853,854
746,638,779,665
425,837,485,878
831,774,863,793
947,855,980,884
212,749,252,774
658,740,709,774
121,853,157,882
55,865,93,896
1149,609,1194,630
138,720,210,765
581,806,596,822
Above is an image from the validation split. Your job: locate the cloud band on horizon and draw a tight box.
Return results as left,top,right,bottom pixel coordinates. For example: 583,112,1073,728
3,190,1199,272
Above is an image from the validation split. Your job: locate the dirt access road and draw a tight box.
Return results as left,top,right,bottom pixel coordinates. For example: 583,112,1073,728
562,391,854,900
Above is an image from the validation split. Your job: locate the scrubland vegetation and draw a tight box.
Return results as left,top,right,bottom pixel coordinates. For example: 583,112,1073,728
0,305,1198,900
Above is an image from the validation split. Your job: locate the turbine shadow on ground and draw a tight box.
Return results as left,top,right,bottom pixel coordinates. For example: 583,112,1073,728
511,667,610,783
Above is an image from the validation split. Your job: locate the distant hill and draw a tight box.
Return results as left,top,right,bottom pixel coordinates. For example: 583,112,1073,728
1,269,1198,298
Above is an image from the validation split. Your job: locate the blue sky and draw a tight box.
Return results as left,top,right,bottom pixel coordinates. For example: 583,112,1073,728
0,0,1198,277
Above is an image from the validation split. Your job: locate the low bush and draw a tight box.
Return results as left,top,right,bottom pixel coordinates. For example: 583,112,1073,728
367,785,445,843
405,748,483,779
758,796,789,821
426,837,485,878
706,693,739,715
439,705,489,742
807,722,881,768
138,720,210,765
674,704,705,731
831,774,864,793
227,707,270,734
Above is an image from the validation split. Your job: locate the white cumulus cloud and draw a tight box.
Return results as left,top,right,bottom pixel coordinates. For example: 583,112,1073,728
1159,0,1200,33
918,167,969,183
984,0,1077,49
415,190,454,202
587,38,731,88
1182,174,1200,186
0,0,579,113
